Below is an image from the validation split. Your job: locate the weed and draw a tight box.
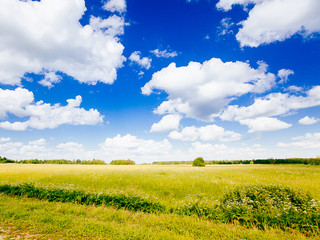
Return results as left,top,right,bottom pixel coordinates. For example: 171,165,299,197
0,184,164,213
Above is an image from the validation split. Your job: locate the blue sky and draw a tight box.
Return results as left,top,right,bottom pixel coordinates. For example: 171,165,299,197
0,0,319,163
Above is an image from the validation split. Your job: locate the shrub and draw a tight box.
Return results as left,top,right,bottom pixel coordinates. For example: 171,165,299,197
220,185,320,233
0,184,163,213
110,160,135,165
193,157,205,167
0,157,15,163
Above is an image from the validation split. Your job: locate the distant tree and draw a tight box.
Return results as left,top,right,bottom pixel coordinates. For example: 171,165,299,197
192,157,205,167
110,160,135,165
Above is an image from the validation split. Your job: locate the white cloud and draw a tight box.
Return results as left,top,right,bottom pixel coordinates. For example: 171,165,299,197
0,0,125,85
287,85,303,93
99,134,172,159
57,142,84,153
129,51,152,70
0,88,104,131
38,71,62,88
189,141,265,160
217,17,234,36
278,132,320,149
0,88,34,119
278,69,294,84
0,137,11,142
142,58,276,121
150,49,178,58
216,0,320,47
169,124,241,142
299,116,319,125
0,135,177,163
150,114,182,133
239,117,291,133
89,15,126,37
103,0,126,13
220,86,320,121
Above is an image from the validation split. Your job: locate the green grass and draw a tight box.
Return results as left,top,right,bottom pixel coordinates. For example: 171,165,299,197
0,195,317,240
1,164,320,239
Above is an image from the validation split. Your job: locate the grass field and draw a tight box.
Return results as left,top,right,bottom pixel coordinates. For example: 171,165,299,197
0,164,320,239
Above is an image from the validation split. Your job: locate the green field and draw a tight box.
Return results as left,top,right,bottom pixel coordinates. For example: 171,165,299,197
1,164,320,239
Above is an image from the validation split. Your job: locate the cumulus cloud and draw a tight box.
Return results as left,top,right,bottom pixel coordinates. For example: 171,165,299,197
150,49,178,58
89,15,126,37
0,88,104,131
150,114,182,132
0,137,11,142
0,88,34,119
99,134,172,160
0,0,125,85
38,71,62,88
278,132,320,149
169,124,241,142
103,0,126,13
0,135,178,163
189,141,265,160
216,0,320,47
142,58,276,121
129,51,152,70
57,142,84,153
278,69,294,84
220,86,320,121
239,117,291,133
287,85,303,93
299,116,319,125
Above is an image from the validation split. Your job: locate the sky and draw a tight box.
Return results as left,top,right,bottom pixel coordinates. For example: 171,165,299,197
0,0,320,163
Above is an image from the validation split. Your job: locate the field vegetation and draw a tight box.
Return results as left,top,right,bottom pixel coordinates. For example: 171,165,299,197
110,160,136,165
153,158,320,165
0,164,320,239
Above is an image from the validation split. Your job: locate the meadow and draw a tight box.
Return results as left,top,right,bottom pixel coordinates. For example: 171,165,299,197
0,164,320,239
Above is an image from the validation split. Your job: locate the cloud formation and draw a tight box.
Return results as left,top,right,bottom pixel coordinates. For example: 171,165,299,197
103,0,126,13
278,69,294,84
217,0,320,47
142,58,276,121
0,88,104,131
38,71,62,88
0,135,175,163
0,0,125,85
150,114,182,132
129,51,152,70
150,49,178,58
220,86,320,121
100,134,172,158
239,117,291,133
299,116,319,125
169,124,241,142
189,141,265,160
278,132,320,149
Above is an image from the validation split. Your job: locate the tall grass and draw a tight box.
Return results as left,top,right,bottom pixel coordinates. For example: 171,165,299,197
0,184,163,213
1,194,314,240
1,164,320,237
1,183,319,234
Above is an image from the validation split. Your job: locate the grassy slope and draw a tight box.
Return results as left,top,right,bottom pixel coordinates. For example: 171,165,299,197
1,164,320,239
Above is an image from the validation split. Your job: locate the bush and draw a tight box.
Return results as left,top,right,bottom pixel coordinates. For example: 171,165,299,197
0,156,15,163
220,185,320,233
110,160,135,165
193,157,205,167
0,184,163,213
